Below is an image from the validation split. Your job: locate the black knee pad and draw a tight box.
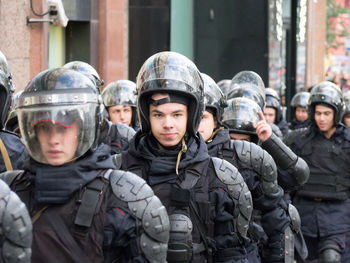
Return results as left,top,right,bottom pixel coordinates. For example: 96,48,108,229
319,248,341,263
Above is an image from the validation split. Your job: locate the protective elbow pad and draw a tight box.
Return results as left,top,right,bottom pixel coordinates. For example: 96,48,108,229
233,140,279,196
319,248,341,263
110,170,170,263
0,179,32,263
288,157,310,186
212,157,253,238
261,133,297,170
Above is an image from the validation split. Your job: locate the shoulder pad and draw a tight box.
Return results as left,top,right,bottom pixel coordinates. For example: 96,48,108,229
116,122,136,142
291,157,310,186
233,140,279,195
284,127,308,146
110,170,154,202
0,179,32,262
0,170,25,187
110,169,170,260
211,157,253,238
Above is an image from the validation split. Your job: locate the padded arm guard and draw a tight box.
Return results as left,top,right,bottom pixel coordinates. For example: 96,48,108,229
212,157,253,238
0,178,32,263
233,140,280,196
261,133,309,185
110,170,170,263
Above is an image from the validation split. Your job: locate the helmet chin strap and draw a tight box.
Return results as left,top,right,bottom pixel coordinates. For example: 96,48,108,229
206,126,224,143
176,137,187,175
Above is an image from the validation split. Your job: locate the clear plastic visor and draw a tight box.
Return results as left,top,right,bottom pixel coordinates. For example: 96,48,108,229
223,98,261,133
17,103,96,165
102,83,137,107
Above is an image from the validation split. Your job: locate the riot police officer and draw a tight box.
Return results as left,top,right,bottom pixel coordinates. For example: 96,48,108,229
289,91,311,130
102,80,139,130
0,51,27,172
227,72,284,140
63,61,135,154
118,51,253,262
264,88,289,137
286,81,350,262
1,68,169,262
198,73,294,263
223,83,310,260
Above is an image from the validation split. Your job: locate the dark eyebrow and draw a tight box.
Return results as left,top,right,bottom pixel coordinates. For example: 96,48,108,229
315,110,332,113
173,110,185,114
150,109,163,114
150,109,185,114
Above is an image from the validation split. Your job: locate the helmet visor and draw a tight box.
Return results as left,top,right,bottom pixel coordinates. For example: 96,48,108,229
17,104,96,165
102,81,137,107
223,98,261,134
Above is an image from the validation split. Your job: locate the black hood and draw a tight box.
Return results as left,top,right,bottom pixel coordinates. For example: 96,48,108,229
206,128,230,157
24,143,116,204
128,131,209,185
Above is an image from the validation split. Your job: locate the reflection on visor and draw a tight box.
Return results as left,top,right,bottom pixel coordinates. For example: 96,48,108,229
30,110,77,129
17,103,96,165
223,98,261,132
31,119,76,128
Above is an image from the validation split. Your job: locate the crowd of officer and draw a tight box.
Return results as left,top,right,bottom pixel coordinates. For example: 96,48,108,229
0,48,349,263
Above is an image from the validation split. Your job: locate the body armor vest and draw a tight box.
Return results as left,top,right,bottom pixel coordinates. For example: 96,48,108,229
2,169,170,263
3,171,109,263
121,151,250,263
297,133,350,200
125,154,215,263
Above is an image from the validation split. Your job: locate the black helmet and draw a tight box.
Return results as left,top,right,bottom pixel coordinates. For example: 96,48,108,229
5,91,22,133
16,68,103,164
0,51,15,129
309,81,344,125
217,79,231,97
230,71,265,95
102,80,137,108
265,88,283,123
63,61,104,90
136,51,204,137
227,83,265,111
223,97,261,137
201,73,227,126
290,91,310,109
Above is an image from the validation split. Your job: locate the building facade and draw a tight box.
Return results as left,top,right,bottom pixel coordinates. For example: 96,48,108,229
0,0,326,116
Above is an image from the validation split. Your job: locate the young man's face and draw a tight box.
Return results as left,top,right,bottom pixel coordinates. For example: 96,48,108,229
264,107,276,123
36,122,80,166
149,94,188,147
314,104,335,133
198,110,217,142
108,105,133,126
295,106,308,122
